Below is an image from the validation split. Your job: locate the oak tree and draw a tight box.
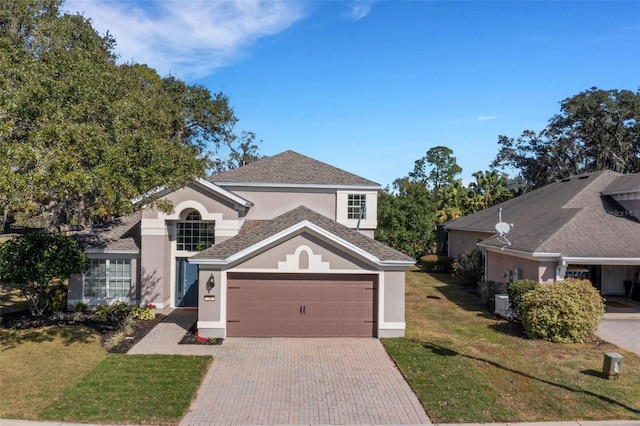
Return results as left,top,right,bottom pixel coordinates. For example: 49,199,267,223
1,0,241,227
492,88,640,190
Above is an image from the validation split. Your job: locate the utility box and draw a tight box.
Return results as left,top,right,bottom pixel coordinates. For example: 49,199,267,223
494,294,512,318
603,352,623,379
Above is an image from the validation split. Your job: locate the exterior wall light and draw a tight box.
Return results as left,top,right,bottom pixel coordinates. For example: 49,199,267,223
206,273,215,292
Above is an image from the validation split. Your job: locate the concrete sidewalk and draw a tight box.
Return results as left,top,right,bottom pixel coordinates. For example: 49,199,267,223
2,418,640,426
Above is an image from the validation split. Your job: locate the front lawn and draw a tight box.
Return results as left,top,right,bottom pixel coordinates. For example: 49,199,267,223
40,354,211,425
0,325,211,424
382,269,640,423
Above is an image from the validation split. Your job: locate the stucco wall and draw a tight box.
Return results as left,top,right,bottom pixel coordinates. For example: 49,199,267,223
233,233,373,271
140,234,170,307
448,229,493,260
142,183,241,220
486,250,556,284
380,270,405,338
224,187,336,221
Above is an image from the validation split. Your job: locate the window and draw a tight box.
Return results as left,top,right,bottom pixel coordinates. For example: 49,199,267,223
347,194,366,220
177,211,215,251
84,259,131,298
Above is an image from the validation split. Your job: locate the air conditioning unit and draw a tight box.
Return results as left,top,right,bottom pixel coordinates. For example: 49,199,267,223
494,294,512,318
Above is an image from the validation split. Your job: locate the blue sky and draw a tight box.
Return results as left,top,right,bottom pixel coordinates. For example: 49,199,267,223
64,0,640,188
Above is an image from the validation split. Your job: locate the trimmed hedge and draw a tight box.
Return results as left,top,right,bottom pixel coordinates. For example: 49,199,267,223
521,279,605,343
420,255,455,273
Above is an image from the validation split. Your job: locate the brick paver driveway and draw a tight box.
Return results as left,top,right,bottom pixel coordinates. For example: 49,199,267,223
179,338,430,426
129,311,431,425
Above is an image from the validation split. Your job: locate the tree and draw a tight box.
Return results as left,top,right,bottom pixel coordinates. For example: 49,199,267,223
434,179,468,223
466,170,513,214
492,87,640,190
375,178,437,259
210,131,264,173
0,232,88,316
410,146,462,191
0,0,242,227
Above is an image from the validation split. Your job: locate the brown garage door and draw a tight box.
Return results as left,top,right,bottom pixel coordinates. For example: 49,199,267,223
227,273,377,337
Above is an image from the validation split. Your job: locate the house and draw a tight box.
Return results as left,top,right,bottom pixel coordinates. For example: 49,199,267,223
445,170,640,297
68,151,414,338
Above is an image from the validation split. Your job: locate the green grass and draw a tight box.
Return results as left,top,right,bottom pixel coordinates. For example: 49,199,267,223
382,269,640,423
0,326,108,420
40,355,212,425
0,320,211,425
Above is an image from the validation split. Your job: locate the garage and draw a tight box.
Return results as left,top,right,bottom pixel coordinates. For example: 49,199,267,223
227,273,377,337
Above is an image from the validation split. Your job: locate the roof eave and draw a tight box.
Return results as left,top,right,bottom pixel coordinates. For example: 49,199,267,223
194,178,253,207
85,249,140,255
560,256,640,266
189,220,406,267
213,182,380,191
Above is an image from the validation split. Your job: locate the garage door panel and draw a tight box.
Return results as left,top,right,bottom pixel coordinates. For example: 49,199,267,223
227,274,376,337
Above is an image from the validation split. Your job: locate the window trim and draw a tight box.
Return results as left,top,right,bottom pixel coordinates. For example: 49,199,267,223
347,193,367,220
177,210,215,252
82,258,132,300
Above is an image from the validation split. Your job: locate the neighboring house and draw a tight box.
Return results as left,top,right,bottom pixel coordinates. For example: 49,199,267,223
445,170,640,297
69,151,414,338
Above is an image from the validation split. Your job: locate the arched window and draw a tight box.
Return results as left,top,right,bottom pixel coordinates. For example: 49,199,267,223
177,210,215,251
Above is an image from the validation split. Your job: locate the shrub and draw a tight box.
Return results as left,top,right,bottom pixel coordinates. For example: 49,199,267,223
521,279,605,343
420,255,438,272
74,302,88,313
131,306,155,321
507,279,539,320
452,249,483,286
96,301,132,326
420,255,455,273
49,283,68,313
478,280,505,311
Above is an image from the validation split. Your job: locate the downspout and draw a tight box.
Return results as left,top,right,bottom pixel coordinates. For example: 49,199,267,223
556,256,568,281
356,202,365,231
479,245,488,282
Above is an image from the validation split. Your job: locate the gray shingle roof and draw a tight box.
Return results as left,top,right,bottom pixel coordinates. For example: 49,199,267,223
602,173,640,195
210,150,380,187
73,212,141,251
191,205,414,264
446,170,640,258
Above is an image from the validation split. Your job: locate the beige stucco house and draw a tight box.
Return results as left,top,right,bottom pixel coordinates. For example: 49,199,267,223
69,151,414,338
445,170,640,297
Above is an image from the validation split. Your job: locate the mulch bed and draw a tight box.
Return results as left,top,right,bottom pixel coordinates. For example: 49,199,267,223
0,310,165,354
178,322,224,345
1,310,223,353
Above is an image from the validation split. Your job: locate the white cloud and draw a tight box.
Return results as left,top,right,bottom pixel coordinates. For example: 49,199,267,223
64,0,306,79
343,1,377,21
476,116,497,122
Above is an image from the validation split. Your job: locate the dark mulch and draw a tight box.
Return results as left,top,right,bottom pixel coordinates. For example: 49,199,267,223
178,322,224,345
0,310,166,354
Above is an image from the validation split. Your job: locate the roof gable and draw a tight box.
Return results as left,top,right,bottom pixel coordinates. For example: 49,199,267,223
210,150,379,188
190,205,413,266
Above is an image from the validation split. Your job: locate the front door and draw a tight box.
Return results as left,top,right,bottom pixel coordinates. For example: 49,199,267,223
176,259,198,307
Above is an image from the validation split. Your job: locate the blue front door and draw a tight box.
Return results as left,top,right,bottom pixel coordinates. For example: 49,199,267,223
176,259,198,307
